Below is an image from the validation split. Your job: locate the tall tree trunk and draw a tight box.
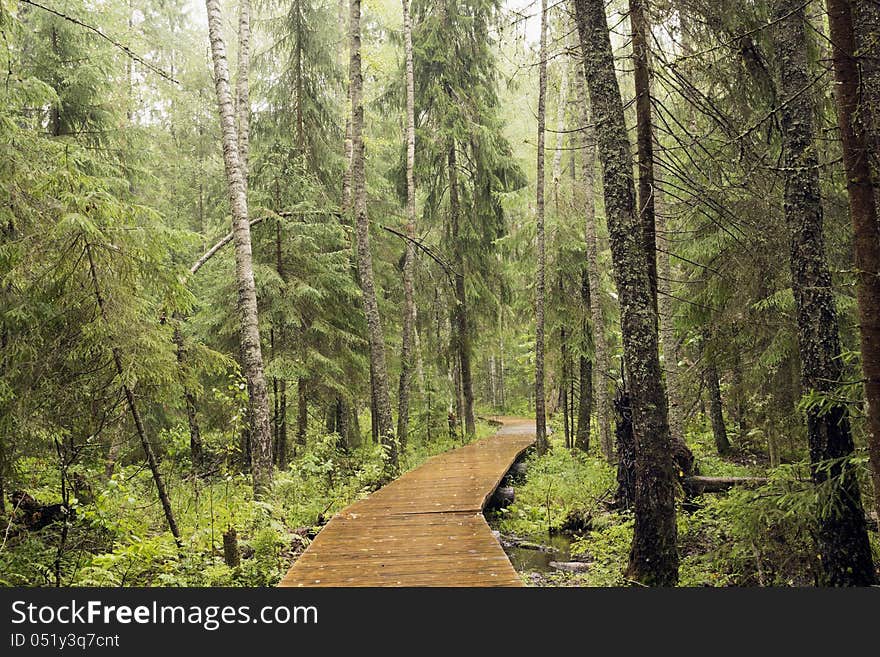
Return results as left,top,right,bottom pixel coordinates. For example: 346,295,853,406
277,380,288,468
296,378,308,447
854,1,880,213
86,244,180,544
574,52,613,462
448,144,476,438
826,0,880,540
206,0,273,496
174,326,203,472
656,193,685,446
349,0,397,467
397,0,417,451
236,0,251,189
534,0,549,454
561,325,571,448
629,0,658,312
576,267,593,452
573,0,678,586
774,0,875,585
295,0,305,162
552,53,570,212
705,357,730,456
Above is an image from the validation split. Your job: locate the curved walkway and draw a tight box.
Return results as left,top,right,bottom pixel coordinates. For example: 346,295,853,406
279,417,535,587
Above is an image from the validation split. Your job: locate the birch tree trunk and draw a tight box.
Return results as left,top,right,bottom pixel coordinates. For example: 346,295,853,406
205,0,273,496
349,0,397,467
396,0,417,450
534,0,549,454
574,51,613,461
773,0,875,585
235,0,251,189
573,0,678,586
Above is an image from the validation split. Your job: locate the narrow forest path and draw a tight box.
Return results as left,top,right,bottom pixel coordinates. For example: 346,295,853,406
279,417,535,586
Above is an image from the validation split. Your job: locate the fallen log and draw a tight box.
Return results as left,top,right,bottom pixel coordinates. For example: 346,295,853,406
550,561,591,573
683,476,767,494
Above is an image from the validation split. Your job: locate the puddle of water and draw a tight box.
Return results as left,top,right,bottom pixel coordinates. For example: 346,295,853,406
501,533,573,573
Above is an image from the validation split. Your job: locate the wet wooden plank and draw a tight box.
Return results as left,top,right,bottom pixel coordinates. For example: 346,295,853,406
279,417,535,587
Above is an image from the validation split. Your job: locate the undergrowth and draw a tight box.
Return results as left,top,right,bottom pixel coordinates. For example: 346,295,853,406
0,420,494,587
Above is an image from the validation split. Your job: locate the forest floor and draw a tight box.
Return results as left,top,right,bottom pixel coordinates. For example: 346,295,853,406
485,413,879,586
0,420,499,587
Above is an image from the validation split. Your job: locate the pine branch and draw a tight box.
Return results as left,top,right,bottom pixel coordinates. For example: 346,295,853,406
19,0,180,85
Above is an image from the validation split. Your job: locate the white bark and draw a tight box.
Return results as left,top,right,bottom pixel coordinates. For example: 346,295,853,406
205,0,273,495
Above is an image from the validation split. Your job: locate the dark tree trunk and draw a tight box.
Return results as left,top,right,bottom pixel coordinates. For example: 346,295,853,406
277,380,288,468
297,378,308,447
447,145,476,438
853,0,880,212
574,59,613,461
86,244,180,545
705,360,730,456
534,0,549,454
614,387,636,511
774,0,875,585
173,325,203,473
223,526,240,568
576,269,593,452
573,0,678,586
629,0,658,312
561,326,570,448
349,0,397,467
826,0,880,542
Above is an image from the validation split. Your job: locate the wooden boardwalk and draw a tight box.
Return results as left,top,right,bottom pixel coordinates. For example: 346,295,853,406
279,417,535,587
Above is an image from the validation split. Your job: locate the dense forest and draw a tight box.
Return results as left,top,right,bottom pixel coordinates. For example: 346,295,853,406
1,0,879,587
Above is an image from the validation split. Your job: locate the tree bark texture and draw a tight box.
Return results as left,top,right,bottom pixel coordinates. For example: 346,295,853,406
236,0,251,189
574,0,678,586
576,267,593,452
397,0,417,450
448,144,476,438
535,0,549,454
774,0,875,585
349,0,397,466
826,0,880,542
629,0,658,312
705,358,730,456
574,54,613,461
206,0,273,496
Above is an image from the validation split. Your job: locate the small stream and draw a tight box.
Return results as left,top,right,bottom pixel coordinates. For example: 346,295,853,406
501,532,573,573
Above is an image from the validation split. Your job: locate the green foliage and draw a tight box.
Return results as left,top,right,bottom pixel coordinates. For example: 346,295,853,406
492,434,615,537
